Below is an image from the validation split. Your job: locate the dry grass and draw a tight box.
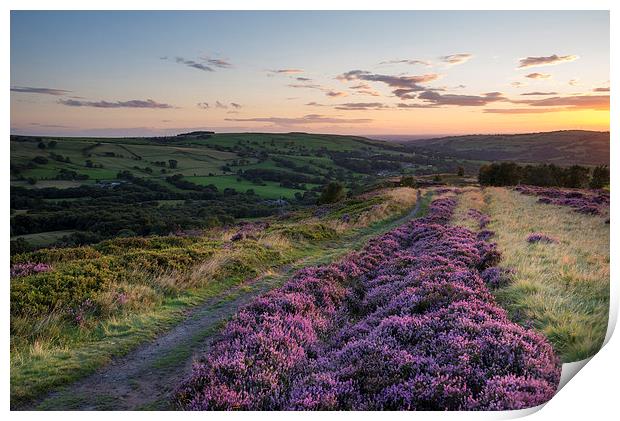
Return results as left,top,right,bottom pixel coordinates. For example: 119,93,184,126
451,187,485,230
484,187,609,362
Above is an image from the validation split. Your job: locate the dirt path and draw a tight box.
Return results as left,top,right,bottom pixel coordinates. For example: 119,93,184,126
27,191,427,411
31,268,295,410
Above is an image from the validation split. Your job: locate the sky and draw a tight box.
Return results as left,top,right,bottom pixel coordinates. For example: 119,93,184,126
10,11,610,137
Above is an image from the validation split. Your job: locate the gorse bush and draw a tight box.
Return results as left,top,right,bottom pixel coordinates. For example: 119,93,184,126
176,197,560,410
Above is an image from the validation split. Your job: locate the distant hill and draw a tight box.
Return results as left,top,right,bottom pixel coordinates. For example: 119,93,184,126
402,130,609,166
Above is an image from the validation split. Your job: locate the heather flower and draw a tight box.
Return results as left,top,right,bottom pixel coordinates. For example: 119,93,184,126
10,262,52,278
517,185,608,216
176,196,560,411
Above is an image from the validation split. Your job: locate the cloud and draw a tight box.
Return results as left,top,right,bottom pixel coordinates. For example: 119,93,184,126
215,101,228,109
173,57,214,72
513,94,609,110
520,91,558,96
568,79,579,86
305,102,327,107
439,53,473,65
269,69,304,74
225,114,372,126
29,122,74,128
379,59,431,66
483,108,566,114
288,83,324,90
334,102,389,111
397,103,438,109
337,70,440,99
230,102,242,109
59,98,174,109
518,54,579,68
417,91,506,107
11,86,71,96
289,82,348,98
511,81,526,88
203,57,232,68
296,77,312,82
525,72,551,80
593,87,610,92
326,90,348,98
197,102,210,109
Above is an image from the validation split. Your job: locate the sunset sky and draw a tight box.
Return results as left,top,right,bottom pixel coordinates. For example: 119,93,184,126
10,10,610,137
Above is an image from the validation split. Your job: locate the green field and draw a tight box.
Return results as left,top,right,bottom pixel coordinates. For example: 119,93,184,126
187,175,316,199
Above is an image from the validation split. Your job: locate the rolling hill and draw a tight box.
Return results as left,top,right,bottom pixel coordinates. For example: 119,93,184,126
400,130,609,166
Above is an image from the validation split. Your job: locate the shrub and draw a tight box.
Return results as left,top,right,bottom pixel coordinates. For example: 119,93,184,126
317,182,345,205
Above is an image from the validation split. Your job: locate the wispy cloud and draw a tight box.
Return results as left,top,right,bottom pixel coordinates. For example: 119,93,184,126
417,91,506,107
513,94,609,110
525,72,551,79
326,90,348,98
289,82,348,98
231,102,242,109
29,122,74,128
11,86,71,96
268,68,304,74
484,108,564,114
593,87,610,92
379,59,431,66
59,98,174,109
203,57,232,68
172,56,214,72
296,77,312,82
334,102,389,111
397,103,438,109
197,102,210,109
215,101,228,109
518,54,579,68
511,81,526,88
337,70,440,99
520,91,558,96
225,114,372,126
439,53,473,65
568,79,579,86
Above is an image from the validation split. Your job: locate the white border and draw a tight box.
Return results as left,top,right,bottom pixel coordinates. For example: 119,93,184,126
3,1,616,419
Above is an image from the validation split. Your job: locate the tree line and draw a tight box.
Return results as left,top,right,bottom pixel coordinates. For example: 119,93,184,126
478,162,609,189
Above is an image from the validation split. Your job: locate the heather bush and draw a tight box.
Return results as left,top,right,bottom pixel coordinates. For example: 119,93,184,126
10,262,52,278
176,197,560,411
515,185,609,216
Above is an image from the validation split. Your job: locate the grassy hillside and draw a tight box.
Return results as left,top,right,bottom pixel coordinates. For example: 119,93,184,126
10,132,470,250
405,130,609,166
11,132,466,194
10,187,424,407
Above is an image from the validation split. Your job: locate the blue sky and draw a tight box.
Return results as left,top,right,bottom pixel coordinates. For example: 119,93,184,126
10,11,610,136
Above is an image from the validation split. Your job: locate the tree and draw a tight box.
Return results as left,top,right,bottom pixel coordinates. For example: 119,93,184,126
590,165,609,189
168,159,178,169
565,165,590,188
37,142,46,150
317,181,345,205
48,140,57,148
457,166,465,177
